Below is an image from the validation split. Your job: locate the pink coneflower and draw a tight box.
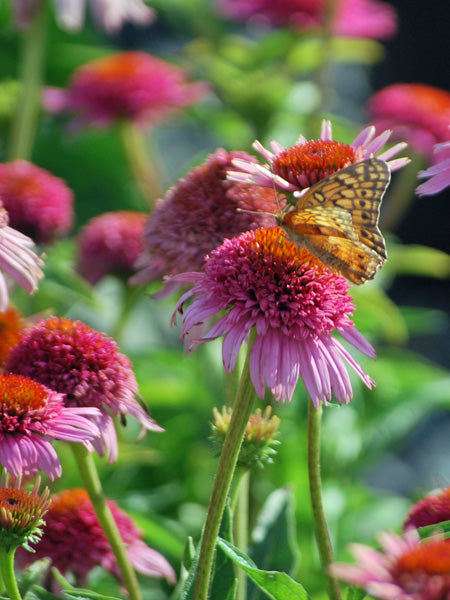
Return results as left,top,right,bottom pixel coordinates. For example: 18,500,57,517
172,227,375,406
0,472,50,552
13,0,155,33
0,305,24,366
0,373,100,481
5,317,163,462
17,487,176,585
131,148,278,295
404,487,450,531
218,0,397,40
369,84,450,158
330,529,450,600
0,207,44,312
228,119,409,197
0,160,74,245
44,51,208,129
77,211,146,285
416,140,450,196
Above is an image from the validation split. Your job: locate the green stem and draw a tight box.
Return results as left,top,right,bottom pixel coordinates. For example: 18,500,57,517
309,0,341,134
232,469,250,600
0,547,21,600
307,400,341,600
119,121,165,207
8,1,47,160
112,282,141,344
71,444,142,600
193,330,256,600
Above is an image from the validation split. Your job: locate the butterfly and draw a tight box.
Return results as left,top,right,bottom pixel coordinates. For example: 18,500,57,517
275,158,390,285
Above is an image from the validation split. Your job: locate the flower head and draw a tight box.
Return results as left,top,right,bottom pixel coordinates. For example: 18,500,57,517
369,84,450,158
228,119,409,198
45,51,208,128
416,140,450,196
219,0,397,39
211,405,280,468
131,148,278,295
0,207,44,312
77,211,146,285
330,529,450,600
5,317,163,462
0,472,50,552
404,487,450,531
13,0,155,33
0,373,100,480
17,487,176,585
172,227,375,406
0,305,25,366
0,160,74,244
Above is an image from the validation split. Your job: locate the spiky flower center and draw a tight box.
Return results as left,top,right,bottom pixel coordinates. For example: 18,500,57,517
81,52,143,80
0,375,50,427
0,306,24,365
272,140,356,188
396,540,450,574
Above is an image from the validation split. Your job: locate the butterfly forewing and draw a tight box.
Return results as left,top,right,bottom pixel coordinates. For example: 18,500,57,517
278,158,390,284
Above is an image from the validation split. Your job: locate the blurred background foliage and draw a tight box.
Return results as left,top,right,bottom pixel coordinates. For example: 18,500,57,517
1,0,449,598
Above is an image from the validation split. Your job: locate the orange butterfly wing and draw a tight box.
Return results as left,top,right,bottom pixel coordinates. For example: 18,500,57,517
277,158,390,284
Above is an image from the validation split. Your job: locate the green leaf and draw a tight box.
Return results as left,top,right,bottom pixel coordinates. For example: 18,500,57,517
388,244,450,278
217,539,310,600
249,487,300,575
418,519,450,540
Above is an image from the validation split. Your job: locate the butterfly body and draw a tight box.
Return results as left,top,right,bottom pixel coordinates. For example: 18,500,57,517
275,158,390,284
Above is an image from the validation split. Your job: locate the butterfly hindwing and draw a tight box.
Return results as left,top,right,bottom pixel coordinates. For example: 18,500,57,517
303,234,385,285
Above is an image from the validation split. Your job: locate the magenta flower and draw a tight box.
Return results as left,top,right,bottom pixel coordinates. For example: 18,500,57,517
330,529,450,600
0,207,44,312
0,373,100,481
416,140,450,196
228,119,409,198
77,211,146,285
5,317,163,462
131,148,278,296
0,160,74,245
172,227,375,406
218,0,397,40
13,0,155,33
44,51,208,129
369,84,450,158
17,487,176,586
404,486,450,531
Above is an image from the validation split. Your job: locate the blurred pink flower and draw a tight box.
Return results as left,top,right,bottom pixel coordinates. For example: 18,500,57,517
0,373,100,481
77,211,146,285
172,227,375,406
228,119,409,198
416,140,450,196
131,148,278,296
5,317,163,462
13,0,155,32
404,486,450,531
330,529,450,600
17,487,176,585
369,84,450,159
218,0,397,39
0,160,74,245
0,208,44,312
44,51,208,129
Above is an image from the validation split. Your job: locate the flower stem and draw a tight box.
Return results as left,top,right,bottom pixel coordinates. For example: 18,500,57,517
119,121,165,207
8,2,47,160
232,469,250,600
71,444,143,600
0,547,21,600
307,400,341,600
193,330,256,600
